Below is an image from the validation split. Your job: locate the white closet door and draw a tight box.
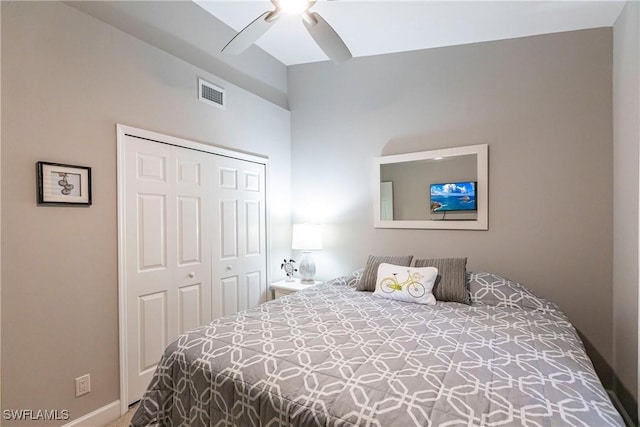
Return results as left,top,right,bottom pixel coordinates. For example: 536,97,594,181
174,147,213,332
211,156,267,318
123,135,212,403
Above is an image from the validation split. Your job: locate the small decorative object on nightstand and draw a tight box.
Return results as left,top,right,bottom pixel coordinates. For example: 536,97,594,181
271,278,322,299
280,259,297,282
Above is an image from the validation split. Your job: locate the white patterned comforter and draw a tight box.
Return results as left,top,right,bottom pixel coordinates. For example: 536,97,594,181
131,271,623,426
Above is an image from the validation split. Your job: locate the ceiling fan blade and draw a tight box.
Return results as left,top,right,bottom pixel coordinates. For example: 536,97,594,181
303,12,352,63
222,11,280,55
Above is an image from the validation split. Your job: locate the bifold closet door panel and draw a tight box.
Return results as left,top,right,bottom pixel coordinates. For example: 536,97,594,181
124,135,213,404
172,146,213,332
211,156,267,319
124,136,175,403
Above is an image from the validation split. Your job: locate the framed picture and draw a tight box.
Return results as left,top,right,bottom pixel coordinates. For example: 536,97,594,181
37,161,92,206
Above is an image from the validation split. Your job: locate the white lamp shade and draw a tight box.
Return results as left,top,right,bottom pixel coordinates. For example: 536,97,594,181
292,224,323,250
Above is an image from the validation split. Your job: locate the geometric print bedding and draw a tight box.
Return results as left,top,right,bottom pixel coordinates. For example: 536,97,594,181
468,271,559,309
131,270,624,427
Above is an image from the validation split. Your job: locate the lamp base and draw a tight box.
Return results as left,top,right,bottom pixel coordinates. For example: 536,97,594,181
298,251,316,283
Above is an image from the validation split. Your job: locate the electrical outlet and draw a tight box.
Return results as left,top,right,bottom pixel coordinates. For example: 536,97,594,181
75,374,91,397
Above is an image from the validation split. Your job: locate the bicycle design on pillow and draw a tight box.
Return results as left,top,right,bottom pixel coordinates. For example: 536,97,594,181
380,270,426,298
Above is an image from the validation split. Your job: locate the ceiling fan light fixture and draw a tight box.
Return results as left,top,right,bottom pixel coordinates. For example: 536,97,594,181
223,0,351,63
277,0,311,15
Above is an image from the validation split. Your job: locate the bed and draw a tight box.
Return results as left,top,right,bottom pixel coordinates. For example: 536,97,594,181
131,269,624,426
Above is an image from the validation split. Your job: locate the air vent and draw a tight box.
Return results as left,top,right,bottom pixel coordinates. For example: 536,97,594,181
198,78,225,110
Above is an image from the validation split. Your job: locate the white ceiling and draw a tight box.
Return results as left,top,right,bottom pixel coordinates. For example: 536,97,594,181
196,0,626,66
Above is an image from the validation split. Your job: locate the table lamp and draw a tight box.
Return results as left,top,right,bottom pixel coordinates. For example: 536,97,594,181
291,223,323,284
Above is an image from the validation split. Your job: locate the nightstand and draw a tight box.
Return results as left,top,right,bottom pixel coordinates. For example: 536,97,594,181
271,279,322,299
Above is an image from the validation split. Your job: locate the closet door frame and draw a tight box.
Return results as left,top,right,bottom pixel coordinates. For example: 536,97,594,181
116,124,271,416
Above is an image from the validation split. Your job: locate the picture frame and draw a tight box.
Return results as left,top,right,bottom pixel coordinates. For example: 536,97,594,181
36,161,92,206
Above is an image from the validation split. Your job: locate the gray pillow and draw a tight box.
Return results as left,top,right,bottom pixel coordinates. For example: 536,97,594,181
357,255,414,292
414,258,470,304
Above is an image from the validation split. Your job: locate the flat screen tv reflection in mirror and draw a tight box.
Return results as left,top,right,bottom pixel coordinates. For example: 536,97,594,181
430,181,477,213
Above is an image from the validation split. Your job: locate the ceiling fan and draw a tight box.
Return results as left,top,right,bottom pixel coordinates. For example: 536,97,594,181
222,0,352,63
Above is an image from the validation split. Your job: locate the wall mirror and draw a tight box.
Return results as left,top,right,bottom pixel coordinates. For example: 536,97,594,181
373,144,488,230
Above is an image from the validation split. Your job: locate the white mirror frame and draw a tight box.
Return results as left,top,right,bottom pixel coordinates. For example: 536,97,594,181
373,144,488,230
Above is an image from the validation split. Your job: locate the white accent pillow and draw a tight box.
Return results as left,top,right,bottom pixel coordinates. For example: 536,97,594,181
373,263,438,305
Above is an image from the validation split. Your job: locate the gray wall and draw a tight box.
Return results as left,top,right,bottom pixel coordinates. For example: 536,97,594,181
613,0,640,410
289,29,614,377
1,2,291,425
66,1,289,109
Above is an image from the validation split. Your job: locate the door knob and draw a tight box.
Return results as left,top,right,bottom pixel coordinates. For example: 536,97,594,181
226,265,233,271
188,272,195,278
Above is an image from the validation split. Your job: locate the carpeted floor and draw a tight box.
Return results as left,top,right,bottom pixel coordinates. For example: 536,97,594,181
103,403,138,427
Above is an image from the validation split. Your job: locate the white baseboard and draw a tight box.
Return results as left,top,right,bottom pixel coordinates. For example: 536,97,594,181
62,400,121,427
